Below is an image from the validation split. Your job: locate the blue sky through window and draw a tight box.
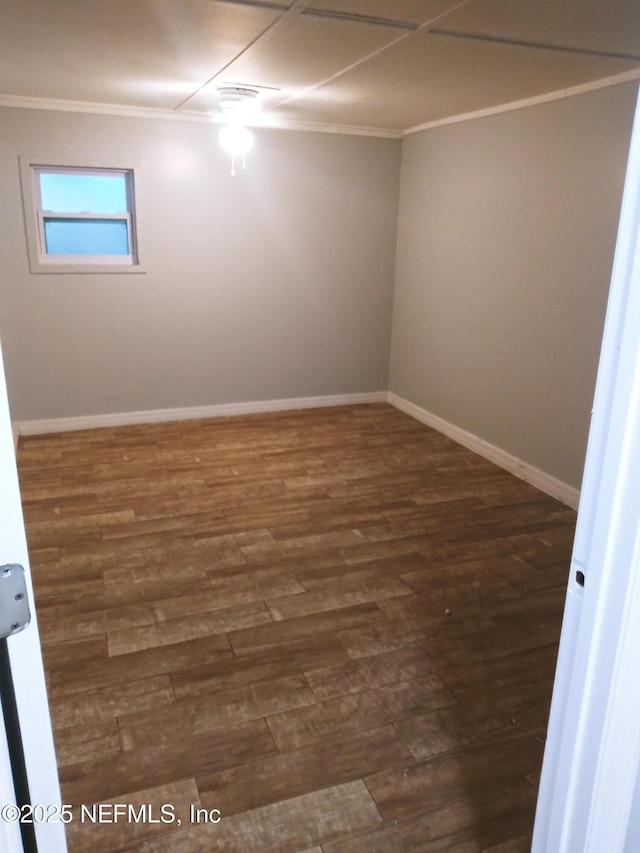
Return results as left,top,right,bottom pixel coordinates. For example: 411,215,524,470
44,218,129,255
40,172,127,213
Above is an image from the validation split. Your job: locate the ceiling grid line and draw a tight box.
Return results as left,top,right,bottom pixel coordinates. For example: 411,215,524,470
272,0,477,111
431,28,640,63
173,0,307,111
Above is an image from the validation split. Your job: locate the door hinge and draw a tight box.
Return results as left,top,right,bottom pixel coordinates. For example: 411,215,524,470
0,565,31,640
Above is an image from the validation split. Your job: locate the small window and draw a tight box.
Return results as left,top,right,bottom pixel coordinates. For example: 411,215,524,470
20,158,145,274
35,167,136,265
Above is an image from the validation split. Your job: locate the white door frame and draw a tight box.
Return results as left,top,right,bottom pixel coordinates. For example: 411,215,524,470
0,339,67,852
533,85,640,851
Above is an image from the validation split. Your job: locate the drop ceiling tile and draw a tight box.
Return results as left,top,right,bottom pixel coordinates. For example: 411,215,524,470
437,0,640,59
272,29,640,131
0,0,280,110
1,0,638,134
184,13,406,115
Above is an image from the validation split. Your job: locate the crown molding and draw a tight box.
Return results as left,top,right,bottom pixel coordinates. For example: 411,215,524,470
403,68,640,136
0,93,213,122
0,93,401,138
3,67,637,140
261,118,401,138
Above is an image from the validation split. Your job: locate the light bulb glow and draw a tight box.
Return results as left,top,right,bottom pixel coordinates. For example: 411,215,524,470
218,123,254,157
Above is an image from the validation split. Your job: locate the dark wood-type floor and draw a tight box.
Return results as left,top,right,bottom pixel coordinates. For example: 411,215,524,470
16,404,577,852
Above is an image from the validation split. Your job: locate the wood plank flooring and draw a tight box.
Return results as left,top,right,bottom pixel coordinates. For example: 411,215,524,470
16,404,577,852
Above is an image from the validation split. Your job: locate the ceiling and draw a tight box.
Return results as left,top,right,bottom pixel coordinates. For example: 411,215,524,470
1,0,639,136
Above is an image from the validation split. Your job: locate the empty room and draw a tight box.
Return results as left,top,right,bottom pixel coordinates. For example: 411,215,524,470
1,1,640,851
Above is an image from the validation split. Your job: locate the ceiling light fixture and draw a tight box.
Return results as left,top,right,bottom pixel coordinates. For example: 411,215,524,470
216,86,259,176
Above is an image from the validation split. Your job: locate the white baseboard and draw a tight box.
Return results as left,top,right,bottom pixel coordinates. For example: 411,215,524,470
11,422,20,452
15,390,580,509
387,392,580,509
15,391,388,437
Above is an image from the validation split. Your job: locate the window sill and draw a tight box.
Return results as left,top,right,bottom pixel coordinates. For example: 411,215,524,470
27,260,147,275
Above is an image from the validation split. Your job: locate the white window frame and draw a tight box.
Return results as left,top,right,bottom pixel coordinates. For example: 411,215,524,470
35,165,134,266
19,157,146,275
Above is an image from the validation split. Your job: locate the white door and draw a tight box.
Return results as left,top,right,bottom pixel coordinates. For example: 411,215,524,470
533,87,640,850
0,337,67,852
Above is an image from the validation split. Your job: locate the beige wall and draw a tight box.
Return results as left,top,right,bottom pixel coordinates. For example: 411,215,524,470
1,84,638,493
390,82,638,490
0,108,400,420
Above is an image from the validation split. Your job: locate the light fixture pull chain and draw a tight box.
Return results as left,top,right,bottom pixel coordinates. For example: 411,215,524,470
219,120,254,176
229,151,247,175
